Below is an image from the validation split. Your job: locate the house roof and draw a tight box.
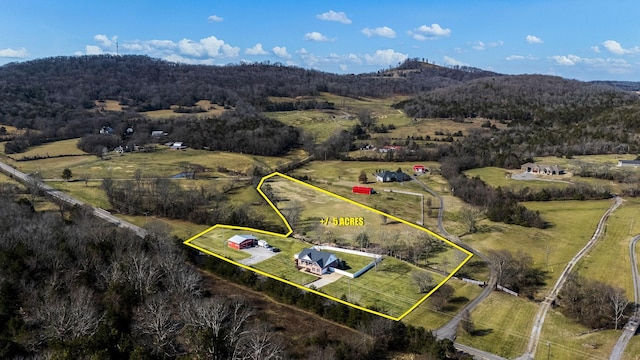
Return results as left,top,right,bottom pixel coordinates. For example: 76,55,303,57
619,160,640,165
297,248,337,269
228,234,256,244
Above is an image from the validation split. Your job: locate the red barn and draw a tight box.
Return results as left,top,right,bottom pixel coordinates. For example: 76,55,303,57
413,165,426,173
228,235,257,250
352,186,373,195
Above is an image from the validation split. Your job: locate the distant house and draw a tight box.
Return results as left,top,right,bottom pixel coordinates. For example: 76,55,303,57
521,163,564,175
227,235,257,250
413,165,427,173
114,146,124,154
378,145,402,153
294,248,339,276
352,186,374,194
151,130,167,137
617,160,640,167
375,170,411,182
170,142,188,150
99,126,114,134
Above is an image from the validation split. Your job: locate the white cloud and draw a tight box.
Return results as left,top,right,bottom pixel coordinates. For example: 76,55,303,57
550,54,632,74
177,36,239,58
208,15,223,22
316,10,351,24
340,64,348,71
443,55,467,66
408,24,451,40
506,55,525,61
591,46,601,53
304,32,332,42
473,41,485,51
94,34,117,48
0,47,29,58
122,39,177,53
245,43,268,55
164,54,215,65
363,49,408,65
361,26,396,38
85,45,104,55
551,54,580,66
526,35,543,44
602,40,640,55
272,46,291,59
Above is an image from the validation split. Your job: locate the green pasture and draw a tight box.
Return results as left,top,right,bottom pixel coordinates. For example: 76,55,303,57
47,181,111,209
8,138,307,180
320,258,445,318
267,110,356,143
623,337,640,360
403,279,485,330
575,198,640,294
466,200,614,295
457,292,537,358
10,138,88,159
536,308,619,360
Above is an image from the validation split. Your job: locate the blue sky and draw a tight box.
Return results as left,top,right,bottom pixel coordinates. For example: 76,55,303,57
1,0,639,81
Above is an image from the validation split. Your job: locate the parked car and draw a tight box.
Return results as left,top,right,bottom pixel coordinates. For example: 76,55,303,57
270,247,281,253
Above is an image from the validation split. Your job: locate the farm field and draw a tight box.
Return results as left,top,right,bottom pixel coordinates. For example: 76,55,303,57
456,292,537,358
7,143,306,180
9,138,88,160
464,167,570,191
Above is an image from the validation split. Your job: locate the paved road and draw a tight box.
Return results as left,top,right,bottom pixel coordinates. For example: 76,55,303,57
518,196,623,360
412,177,498,343
609,234,640,360
0,160,148,238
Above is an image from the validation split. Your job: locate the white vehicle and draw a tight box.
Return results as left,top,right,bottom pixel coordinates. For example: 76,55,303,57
257,240,269,248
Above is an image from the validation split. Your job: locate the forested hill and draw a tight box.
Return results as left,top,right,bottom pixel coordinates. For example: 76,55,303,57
0,55,495,115
396,75,640,125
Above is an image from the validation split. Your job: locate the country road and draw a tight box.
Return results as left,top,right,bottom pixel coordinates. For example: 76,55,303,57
412,177,502,359
609,234,640,360
0,160,148,238
518,196,623,360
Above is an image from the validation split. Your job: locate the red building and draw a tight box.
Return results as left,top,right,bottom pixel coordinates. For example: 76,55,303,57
352,186,373,195
413,165,426,173
228,235,257,250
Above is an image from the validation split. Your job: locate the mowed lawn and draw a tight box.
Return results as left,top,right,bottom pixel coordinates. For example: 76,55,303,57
456,292,537,359
320,258,445,319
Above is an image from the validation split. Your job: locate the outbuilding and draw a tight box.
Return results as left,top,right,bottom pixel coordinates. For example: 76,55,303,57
227,235,257,250
413,165,426,173
352,186,374,195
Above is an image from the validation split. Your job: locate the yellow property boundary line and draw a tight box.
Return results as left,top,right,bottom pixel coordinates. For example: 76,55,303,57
184,172,473,321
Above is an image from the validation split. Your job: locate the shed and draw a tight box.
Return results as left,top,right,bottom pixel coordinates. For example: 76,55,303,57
618,160,640,167
228,235,257,250
352,186,374,194
413,165,426,173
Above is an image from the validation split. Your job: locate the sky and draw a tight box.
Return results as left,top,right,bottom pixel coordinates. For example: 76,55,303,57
1,0,639,81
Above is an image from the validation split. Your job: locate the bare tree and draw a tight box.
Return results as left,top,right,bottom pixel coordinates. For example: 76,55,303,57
430,284,455,311
412,271,433,293
233,322,286,360
459,309,475,335
459,205,484,234
132,295,183,357
609,287,629,330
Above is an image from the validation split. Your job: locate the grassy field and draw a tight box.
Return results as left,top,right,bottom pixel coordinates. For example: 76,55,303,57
536,308,620,360
10,138,88,160
266,174,467,271
403,279,485,329
8,144,307,180
319,258,445,318
575,198,640,294
456,292,537,358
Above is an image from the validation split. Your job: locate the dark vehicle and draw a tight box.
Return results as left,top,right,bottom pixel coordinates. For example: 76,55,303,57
270,247,281,253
